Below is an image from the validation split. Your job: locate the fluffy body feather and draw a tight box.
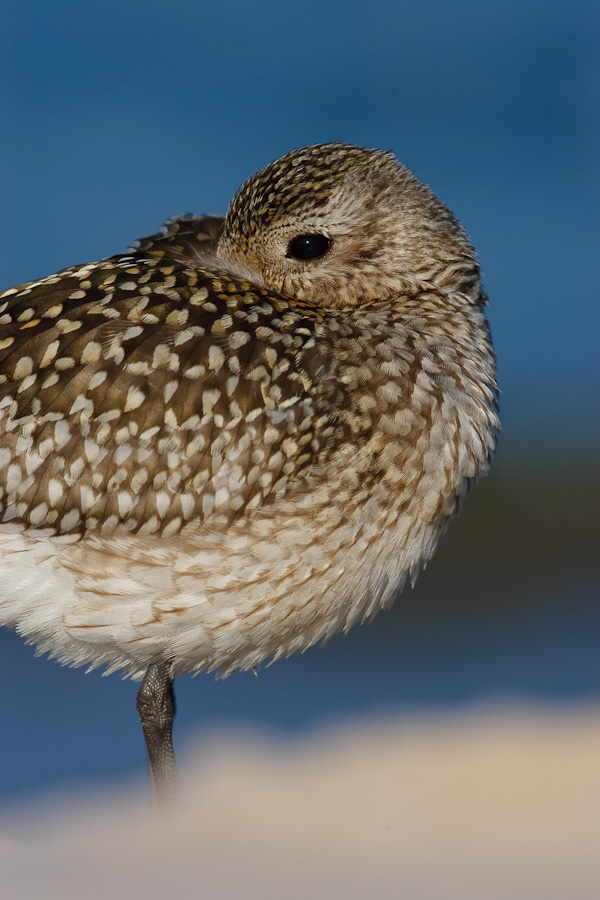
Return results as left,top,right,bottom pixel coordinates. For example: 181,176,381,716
0,144,499,678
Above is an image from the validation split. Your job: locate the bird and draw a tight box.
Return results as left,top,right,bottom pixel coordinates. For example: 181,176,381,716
0,143,499,809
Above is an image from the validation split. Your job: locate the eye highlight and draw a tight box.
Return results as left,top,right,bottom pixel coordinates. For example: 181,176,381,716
286,234,332,261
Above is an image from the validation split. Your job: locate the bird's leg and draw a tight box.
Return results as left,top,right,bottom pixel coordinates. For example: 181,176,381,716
136,661,179,811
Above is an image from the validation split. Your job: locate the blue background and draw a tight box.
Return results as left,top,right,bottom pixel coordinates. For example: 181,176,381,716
0,0,598,803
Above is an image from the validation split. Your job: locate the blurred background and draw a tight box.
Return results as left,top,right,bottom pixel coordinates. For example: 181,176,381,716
0,1,598,891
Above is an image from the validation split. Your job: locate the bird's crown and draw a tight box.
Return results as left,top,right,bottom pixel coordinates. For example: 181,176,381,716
217,142,483,308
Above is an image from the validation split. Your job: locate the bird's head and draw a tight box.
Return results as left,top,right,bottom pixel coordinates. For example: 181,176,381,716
217,143,483,309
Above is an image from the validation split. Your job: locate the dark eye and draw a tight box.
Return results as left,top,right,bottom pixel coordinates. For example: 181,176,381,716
286,234,332,261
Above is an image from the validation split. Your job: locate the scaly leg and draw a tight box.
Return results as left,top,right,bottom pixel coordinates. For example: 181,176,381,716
136,661,179,811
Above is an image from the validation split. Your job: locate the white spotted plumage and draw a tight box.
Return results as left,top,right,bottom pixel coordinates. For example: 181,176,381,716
0,143,499,680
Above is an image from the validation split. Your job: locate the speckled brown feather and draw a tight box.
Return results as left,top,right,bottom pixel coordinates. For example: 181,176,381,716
0,254,337,535
0,143,499,678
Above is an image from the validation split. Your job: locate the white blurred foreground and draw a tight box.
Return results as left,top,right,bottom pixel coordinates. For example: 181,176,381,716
1,703,598,900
